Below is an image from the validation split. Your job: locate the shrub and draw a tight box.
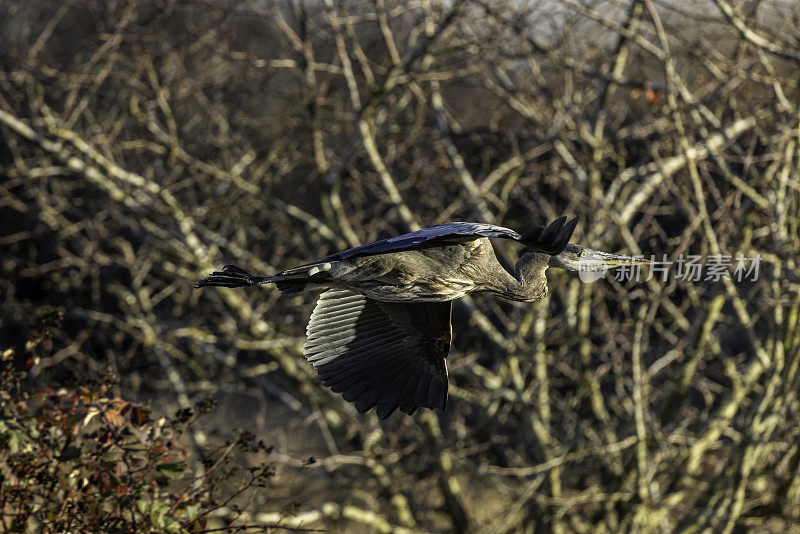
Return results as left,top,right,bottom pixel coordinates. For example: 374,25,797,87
0,313,273,533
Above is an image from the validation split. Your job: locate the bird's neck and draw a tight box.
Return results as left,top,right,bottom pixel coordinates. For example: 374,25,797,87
508,252,549,302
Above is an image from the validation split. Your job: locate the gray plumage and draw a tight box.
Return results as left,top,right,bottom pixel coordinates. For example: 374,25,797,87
195,216,648,419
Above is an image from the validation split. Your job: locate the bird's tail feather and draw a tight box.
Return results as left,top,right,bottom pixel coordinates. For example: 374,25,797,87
193,264,276,289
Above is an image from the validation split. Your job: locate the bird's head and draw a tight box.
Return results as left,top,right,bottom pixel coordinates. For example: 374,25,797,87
549,243,652,272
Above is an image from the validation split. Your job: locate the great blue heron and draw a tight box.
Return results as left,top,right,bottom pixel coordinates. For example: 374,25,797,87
195,217,648,419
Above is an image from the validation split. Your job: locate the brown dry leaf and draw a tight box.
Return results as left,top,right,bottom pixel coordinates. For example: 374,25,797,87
112,398,132,416
105,408,124,427
130,406,149,426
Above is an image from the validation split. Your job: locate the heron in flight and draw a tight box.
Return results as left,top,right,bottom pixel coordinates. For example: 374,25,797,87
195,217,648,419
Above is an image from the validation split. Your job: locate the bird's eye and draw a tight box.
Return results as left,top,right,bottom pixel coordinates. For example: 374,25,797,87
577,250,585,257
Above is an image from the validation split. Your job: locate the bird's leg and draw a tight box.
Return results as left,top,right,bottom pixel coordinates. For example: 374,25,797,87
194,265,275,288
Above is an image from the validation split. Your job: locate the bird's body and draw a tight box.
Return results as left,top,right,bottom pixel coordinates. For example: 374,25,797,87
195,217,646,419
285,238,545,303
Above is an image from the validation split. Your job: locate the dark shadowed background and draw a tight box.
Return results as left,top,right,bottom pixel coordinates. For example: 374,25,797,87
1,0,799,532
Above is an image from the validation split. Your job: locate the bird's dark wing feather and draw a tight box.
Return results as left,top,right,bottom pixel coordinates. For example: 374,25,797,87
322,218,577,261
324,222,518,260
304,289,451,419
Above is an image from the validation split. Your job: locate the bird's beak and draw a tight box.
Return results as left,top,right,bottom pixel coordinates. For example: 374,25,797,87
578,250,653,271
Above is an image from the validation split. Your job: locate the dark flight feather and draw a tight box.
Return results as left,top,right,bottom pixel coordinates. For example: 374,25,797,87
304,289,451,419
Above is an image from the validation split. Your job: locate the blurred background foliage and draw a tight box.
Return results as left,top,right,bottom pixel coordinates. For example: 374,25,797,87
1,0,799,532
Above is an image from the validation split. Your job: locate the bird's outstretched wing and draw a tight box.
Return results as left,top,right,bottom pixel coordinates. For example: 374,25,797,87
322,217,578,261
304,289,451,419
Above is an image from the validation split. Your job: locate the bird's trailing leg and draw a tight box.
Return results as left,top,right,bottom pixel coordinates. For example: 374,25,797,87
193,264,275,289
194,264,312,294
